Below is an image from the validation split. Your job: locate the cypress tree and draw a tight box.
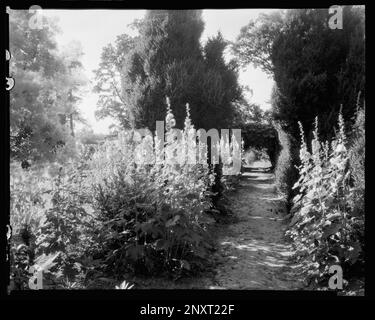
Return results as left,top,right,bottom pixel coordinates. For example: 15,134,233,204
121,10,243,132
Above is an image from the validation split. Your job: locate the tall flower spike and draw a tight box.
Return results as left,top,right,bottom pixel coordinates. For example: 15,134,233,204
165,96,175,131
337,107,346,145
314,117,319,139
184,103,192,130
166,96,171,113
312,116,320,156
298,121,306,148
298,121,309,166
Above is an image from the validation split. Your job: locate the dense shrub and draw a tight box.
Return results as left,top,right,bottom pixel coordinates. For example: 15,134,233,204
348,106,365,217
9,98,242,287
9,163,64,289
10,163,51,236
10,148,117,289
28,102,236,280
234,7,365,142
274,123,299,207
36,158,101,273
89,103,217,277
287,113,365,287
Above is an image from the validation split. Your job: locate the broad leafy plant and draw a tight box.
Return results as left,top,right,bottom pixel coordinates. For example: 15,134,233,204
287,112,364,286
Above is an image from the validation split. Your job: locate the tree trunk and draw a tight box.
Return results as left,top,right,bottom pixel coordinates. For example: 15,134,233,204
69,113,74,137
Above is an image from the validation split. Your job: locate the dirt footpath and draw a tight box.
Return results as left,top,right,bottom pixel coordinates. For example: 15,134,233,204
133,164,305,290
207,167,305,290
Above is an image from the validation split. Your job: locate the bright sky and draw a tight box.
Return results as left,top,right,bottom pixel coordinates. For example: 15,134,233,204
42,9,276,134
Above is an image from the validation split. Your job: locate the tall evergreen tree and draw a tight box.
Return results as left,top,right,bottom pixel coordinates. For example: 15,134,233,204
117,10,243,132
234,6,365,141
94,10,244,215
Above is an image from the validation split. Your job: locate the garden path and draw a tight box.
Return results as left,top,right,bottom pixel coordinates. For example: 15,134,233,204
135,162,305,290
205,163,304,289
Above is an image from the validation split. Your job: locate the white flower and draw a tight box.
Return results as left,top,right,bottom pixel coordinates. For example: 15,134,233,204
335,144,346,153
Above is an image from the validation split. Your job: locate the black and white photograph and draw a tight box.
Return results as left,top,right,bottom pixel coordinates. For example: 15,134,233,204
2,1,366,304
